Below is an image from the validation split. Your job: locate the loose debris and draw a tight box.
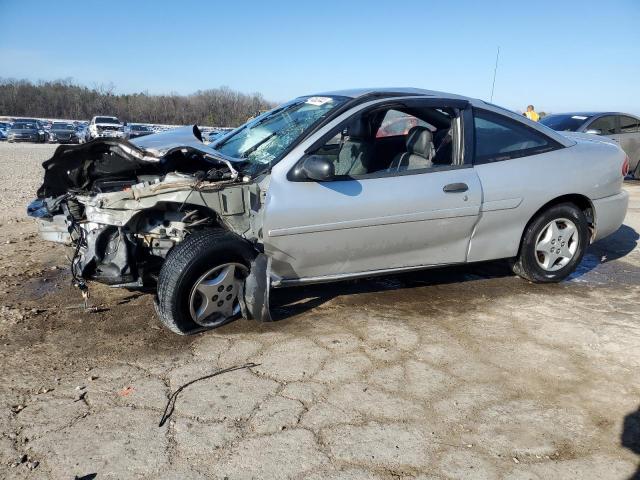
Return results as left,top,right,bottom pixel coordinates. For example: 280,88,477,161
158,362,259,427
117,386,135,397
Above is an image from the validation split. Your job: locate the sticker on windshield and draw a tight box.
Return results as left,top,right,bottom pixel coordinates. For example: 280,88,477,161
305,96,333,106
571,115,588,120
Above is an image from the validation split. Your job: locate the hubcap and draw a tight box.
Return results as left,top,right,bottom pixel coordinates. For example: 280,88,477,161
535,218,579,272
189,263,247,327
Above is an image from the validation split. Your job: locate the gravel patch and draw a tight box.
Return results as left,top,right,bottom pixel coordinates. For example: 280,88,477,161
0,143,56,220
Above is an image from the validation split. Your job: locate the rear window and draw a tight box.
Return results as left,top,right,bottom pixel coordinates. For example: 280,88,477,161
375,110,433,138
95,117,120,124
53,123,74,130
539,114,591,132
11,122,36,130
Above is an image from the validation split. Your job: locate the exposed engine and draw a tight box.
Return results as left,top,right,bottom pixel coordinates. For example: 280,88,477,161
28,127,264,289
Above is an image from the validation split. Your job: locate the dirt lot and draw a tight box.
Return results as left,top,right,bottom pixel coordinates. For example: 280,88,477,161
0,142,639,479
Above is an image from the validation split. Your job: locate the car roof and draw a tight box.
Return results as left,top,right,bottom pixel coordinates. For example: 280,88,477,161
311,87,470,101
546,111,638,118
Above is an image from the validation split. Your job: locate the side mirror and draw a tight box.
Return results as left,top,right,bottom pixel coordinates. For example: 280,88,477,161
585,129,602,135
293,155,334,181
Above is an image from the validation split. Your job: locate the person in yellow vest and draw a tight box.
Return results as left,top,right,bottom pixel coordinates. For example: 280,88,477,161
525,104,540,122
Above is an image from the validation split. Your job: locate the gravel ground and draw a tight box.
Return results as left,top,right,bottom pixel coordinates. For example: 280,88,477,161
0,143,52,221
0,142,639,479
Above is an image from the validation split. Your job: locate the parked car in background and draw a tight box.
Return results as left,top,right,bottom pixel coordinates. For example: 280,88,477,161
88,115,125,139
12,118,52,142
29,88,629,335
128,124,154,139
7,121,46,143
0,121,10,141
540,112,640,178
75,124,90,143
49,122,81,144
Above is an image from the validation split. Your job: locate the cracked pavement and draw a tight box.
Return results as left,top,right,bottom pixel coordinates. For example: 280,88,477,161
0,143,639,479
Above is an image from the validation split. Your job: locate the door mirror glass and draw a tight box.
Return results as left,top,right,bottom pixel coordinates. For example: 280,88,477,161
293,155,335,181
585,129,602,135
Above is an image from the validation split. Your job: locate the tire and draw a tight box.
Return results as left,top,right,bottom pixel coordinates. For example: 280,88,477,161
512,203,589,283
156,229,255,335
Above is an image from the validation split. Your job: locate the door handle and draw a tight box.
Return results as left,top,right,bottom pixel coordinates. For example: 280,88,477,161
443,182,468,193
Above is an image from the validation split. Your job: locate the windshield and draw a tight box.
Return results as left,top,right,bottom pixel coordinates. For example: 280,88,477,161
11,122,37,130
53,123,74,130
95,117,120,124
539,114,591,132
213,95,349,174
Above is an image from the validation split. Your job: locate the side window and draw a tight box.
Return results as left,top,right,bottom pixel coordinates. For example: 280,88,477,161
375,110,432,138
294,105,460,180
619,116,640,134
588,116,617,135
473,109,557,164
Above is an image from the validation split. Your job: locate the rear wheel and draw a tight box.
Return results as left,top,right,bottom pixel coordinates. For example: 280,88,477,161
512,203,589,283
156,229,255,334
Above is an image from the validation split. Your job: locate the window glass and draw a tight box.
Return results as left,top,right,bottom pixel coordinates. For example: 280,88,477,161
539,114,591,132
375,110,432,138
302,106,457,179
619,116,640,134
474,109,554,163
588,116,617,135
95,117,120,124
52,123,74,130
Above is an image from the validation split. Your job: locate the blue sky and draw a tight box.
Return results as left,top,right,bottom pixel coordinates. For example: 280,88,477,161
1,0,639,114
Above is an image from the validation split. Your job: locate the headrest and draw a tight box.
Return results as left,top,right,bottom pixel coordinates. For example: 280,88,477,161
346,117,371,139
406,126,434,158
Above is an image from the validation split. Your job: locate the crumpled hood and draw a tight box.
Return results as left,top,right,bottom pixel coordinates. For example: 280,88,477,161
132,125,217,156
35,125,238,198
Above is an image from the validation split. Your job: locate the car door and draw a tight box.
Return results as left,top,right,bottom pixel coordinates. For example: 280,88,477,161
612,116,640,173
263,100,482,282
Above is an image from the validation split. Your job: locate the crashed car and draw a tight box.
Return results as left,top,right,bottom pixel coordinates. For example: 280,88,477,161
29,88,629,334
89,116,125,140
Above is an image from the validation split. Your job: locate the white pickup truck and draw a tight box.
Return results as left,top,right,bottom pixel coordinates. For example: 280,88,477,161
89,115,126,140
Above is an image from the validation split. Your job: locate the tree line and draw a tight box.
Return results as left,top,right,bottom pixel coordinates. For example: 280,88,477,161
0,78,276,127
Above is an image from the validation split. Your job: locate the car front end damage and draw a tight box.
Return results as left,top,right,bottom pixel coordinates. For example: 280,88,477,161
28,126,272,328
90,123,126,139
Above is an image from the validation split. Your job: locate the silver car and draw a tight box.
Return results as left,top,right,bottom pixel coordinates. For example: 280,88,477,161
540,112,640,178
28,88,629,334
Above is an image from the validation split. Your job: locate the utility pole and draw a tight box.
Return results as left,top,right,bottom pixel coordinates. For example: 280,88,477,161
490,46,500,102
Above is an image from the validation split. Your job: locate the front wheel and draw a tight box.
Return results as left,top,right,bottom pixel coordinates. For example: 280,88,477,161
512,203,590,283
155,229,255,334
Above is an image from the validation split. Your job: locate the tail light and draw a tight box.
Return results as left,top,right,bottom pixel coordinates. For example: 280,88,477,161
622,155,630,177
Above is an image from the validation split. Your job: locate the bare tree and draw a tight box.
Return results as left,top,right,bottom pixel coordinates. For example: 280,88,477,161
0,78,275,126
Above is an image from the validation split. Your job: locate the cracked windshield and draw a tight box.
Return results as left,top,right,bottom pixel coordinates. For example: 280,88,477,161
214,95,348,174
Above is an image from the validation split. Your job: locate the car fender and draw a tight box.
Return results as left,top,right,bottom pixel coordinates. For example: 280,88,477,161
240,253,272,323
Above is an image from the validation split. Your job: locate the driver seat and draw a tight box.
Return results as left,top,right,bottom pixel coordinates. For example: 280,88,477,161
335,118,373,176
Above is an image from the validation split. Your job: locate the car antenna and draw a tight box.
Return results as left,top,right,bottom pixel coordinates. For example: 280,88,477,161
490,46,500,102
